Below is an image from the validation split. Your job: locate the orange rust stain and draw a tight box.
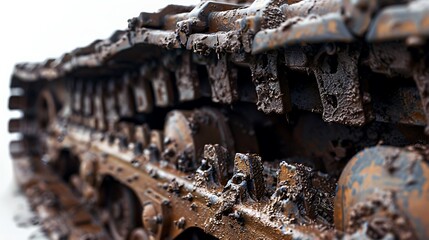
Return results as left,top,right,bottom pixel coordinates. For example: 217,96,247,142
317,24,325,35
247,19,255,30
293,27,312,39
222,18,229,25
334,186,344,230
293,29,305,39
334,154,360,231
278,165,297,186
422,15,429,28
341,160,383,226
397,163,429,239
395,21,418,35
336,149,429,238
338,185,356,230
410,111,426,123
376,19,419,38
327,20,338,34
377,21,391,38
359,161,383,188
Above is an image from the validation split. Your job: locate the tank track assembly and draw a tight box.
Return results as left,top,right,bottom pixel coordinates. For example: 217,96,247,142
8,0,429,239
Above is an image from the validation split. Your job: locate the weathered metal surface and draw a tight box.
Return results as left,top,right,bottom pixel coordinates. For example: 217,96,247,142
8,0,429,239
335,146,429,240
175,52,201,102
151,67,175,108
367,1,429,42
14,156,107,239
252,13,354,54
250,52,291,114
206,55,239,104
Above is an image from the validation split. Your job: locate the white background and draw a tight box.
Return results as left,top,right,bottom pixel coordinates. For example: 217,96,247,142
0,1,197,238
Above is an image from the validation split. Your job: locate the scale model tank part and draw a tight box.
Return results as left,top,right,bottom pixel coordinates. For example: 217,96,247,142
8,0,429,239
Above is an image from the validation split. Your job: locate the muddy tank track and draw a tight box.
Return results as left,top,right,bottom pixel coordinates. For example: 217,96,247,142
8,0,429,239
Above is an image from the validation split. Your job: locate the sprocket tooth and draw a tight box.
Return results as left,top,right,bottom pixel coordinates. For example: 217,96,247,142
233,153,266,201
203,144,231,186
8,95,28,110
277,161,299,188
269,161,335,224
9,140,30,158
135,124,151,152
142,129,164,163
8,118,38,135
118,122,135,150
